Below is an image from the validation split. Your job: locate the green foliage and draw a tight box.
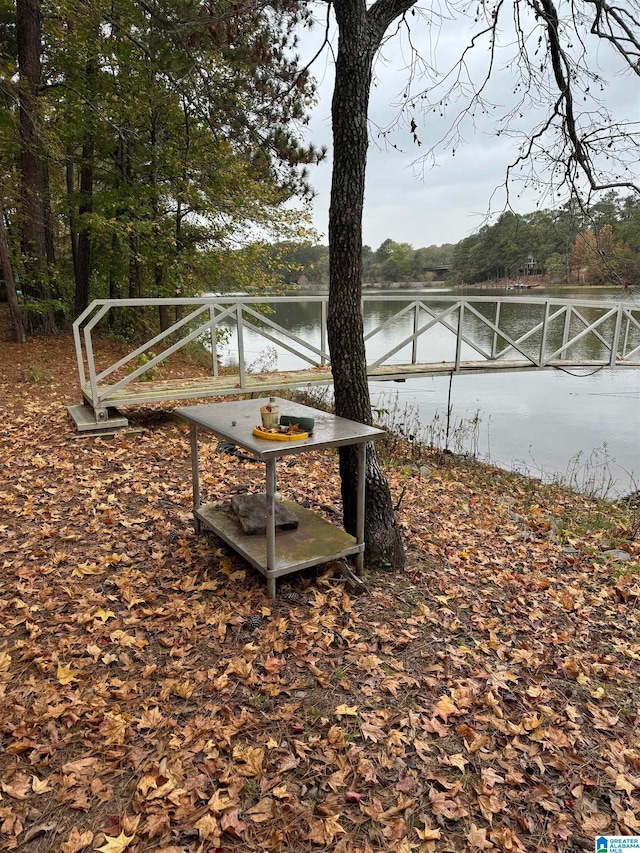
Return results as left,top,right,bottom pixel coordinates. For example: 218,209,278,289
1,0,325,319
261,239,452,287
570,222,639,287
448,193,640,286
126,351,162,381
365,239,452,283
18,298,67,334
251,241,328,287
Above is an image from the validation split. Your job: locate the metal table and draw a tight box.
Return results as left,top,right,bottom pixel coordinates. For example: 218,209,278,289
175,398,384,597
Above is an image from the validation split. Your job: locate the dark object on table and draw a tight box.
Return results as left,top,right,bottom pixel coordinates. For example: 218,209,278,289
280,414,315,433
230,493,299,535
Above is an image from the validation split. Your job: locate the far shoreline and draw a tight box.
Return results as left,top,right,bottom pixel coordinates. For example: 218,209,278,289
298,280,634,292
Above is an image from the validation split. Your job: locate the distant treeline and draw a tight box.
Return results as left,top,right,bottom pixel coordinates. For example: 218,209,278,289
262,240,455,287
265,239,452,286
269,192,640,288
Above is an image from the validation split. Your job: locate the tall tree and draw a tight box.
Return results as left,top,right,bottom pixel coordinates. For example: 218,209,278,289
16,0,57,332
325,0,639,569
72,53,97,317
328,0,416,571
0,194,26,342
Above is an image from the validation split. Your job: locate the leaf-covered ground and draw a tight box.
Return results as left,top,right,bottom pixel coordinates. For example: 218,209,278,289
1,314,639,853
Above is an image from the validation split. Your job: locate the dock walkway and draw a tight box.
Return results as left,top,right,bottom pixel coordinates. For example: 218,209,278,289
70,294,640,430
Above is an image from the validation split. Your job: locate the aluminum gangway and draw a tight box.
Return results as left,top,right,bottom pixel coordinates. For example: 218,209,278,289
69,294,640,431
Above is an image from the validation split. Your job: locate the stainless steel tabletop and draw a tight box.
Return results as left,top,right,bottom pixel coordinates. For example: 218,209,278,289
175,397,384,459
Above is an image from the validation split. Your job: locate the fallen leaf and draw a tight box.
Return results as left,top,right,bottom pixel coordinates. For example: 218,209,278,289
208,788,235,813
416,823,441,841
141,813,169,839
335,704,358,716
433,694,458,722
220,809,247,838
581,811,611,833
449,753,468,771
57,663,77,685
232,745,264,778
1,774,30,800
31,776,52,794
100,711,127,745
61,826,94,853
137,707,163,729
94,608,117,622
22,823,56,844
195,814,221,843
615,773,636,796
623,809,640,831
95,831,134,853
467,823,493,849
247,798,274,822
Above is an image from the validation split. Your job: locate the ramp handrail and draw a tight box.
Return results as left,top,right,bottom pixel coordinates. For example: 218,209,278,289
72,294,640,416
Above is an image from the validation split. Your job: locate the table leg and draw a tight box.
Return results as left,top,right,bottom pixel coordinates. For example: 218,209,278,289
265,458,277,597
190,424,202,534
355,442,366,575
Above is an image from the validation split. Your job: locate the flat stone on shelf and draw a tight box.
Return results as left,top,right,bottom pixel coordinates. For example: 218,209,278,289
230,493,299,536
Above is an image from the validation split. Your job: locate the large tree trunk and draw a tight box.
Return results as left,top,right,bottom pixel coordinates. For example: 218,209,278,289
42,161,55,267
75,140,94,316
124,147,143,299
74,56,97,317
328,0,405,570
0,197,27,343
16,0,56,333
109,233,120,300
150,101,170,331
66,150,79,282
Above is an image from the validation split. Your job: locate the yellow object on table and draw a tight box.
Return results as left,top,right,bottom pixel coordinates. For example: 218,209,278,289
252,426,309,442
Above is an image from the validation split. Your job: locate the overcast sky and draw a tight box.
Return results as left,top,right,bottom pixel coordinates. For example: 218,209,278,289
297,4,639,250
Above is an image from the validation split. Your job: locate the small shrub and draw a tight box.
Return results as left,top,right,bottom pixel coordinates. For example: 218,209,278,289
21,363,54,384
126,351,162,381
247,345,278,374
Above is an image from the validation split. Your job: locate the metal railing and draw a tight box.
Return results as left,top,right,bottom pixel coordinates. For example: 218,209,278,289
365,296,640,369
73,294,640,420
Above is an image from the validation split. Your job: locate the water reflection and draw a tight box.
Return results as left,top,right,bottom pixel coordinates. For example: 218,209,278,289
217,287,640,493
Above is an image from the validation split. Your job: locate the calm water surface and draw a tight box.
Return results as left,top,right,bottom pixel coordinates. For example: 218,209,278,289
220,286,640,495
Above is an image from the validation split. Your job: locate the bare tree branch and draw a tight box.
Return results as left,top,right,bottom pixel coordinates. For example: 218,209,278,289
373,0,639,208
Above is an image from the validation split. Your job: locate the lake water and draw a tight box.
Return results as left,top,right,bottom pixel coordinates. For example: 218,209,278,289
219,286,640,496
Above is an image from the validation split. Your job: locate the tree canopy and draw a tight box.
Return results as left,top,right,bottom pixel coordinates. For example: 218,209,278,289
1,0,324,332
448,193,640,286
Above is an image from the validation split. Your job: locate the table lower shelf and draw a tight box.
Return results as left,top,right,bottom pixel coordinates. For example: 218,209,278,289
195,500,362,580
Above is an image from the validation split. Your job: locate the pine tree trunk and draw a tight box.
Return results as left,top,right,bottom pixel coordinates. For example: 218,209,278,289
16,0,56,333
125,147,142,299
42,161,55,267
74,56,97,317
128,234,142,299
0,197,27,343
328,0,405,571
66,151,79,283
75,141,94,316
